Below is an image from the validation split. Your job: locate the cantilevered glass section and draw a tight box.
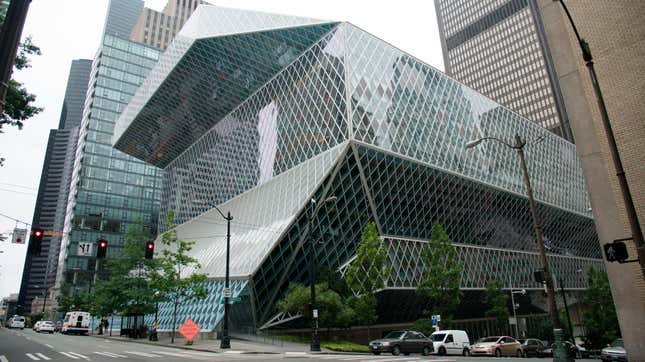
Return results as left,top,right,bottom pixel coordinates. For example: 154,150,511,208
115,6,602,331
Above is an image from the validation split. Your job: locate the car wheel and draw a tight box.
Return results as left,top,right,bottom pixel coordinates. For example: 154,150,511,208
392,346,401,356
463,348,470,356
372,352,381,355
517,349,523,358
438,347,446,356
495,348,502,357
422,346,431,356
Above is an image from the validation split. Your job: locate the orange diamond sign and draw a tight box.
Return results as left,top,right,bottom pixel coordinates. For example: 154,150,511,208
178,319,201,341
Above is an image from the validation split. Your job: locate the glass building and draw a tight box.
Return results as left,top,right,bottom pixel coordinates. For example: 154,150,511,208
435,0,573,141
114,6,603,331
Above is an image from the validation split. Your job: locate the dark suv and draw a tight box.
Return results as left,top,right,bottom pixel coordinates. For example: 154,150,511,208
369,330,434,356
518,338,545,357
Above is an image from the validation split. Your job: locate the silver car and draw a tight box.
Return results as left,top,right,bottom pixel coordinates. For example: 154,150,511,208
601,338,627,362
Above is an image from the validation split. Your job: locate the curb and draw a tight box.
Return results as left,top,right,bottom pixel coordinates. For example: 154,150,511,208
86,334,280,354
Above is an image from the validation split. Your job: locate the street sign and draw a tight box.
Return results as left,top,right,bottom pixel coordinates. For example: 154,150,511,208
77,242,93,256
431,315,441,326
509,317,517,325
223,288,231,298
11,228,27,244
231,296,241,302
178,319,201,341
313,309,318,318
604,241,628,262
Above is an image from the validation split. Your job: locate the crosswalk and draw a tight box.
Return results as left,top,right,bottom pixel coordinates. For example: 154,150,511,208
19,349,232,360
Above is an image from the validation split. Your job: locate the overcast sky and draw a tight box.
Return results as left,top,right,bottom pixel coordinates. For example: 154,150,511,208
0,0,443,298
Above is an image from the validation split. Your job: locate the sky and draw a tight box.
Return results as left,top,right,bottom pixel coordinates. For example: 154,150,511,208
0,0,443,298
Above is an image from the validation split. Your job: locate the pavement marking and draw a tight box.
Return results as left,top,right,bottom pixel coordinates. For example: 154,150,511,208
224,350,245,354
125,351,162,357
153,351,192,357
45,344,54,349
94,351,127,358
59,352,79,359
67,352,90,360
182,351,217,356
35,353,51,360
0,355,8,362
25,353,40,360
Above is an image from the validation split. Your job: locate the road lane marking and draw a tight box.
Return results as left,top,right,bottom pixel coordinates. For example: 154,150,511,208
94,351,127,358
67,352,89,360
45,344,54,349
59,352,79,359
35,353,51,360
25,353,40,360
125,351,162,357
0,355,8,362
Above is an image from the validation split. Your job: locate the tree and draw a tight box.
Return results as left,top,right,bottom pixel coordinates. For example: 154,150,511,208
277,282,350,329
344,222,390,325
416,223,463,328
583,268,620,349
0,8,43,134
152,210,207,342
485,278,509,328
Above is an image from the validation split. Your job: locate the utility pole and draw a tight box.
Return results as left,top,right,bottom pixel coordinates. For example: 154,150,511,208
0,0,31,114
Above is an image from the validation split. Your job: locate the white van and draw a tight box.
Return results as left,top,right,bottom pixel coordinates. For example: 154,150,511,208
61,311,91,335
430,330,471,356
9,315,25,329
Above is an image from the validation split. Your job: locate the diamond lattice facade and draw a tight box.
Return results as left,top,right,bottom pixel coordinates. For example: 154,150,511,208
114,5,603,332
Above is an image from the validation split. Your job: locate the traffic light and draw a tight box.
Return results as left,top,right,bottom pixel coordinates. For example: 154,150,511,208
604,241,629,263
97,239,108,259
29,228,44,255
145,241,154,259
533,269,545,284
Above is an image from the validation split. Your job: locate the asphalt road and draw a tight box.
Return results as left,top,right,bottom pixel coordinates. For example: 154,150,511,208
0,328,601,362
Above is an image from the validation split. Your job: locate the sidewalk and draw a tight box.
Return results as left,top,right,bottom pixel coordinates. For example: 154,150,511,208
88,331,328,354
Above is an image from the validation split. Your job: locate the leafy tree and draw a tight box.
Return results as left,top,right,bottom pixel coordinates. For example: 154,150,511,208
152,210,207,341
344,222,390,325
0,8,43,134
277,282,350,328
416,223,463,328
412,318,435,337
583,268,620,349
56,282,91,313
485,278,509,327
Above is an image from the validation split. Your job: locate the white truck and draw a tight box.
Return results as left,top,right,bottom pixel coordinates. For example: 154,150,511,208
430,330,471,356
61,311,91,335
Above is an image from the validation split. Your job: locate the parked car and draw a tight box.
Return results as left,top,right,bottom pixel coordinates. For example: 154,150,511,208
541,341,588,358
429,330,471,356
601,338,627,362
518,338,546,357
36,320,55,333
470,336,523,357
8,315,25,329
368,330,434,356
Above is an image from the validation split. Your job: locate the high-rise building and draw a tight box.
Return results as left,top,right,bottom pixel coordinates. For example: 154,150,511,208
130,0,206,50
17,59,92,315
434,0,573,141
102,0,144,39
536,1,645,358
113,6,602,333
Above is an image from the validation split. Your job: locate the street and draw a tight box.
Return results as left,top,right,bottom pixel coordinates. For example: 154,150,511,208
0,328,601,362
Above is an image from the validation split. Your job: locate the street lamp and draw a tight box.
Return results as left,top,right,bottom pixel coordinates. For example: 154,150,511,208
305,195,337,352
210,204,233,349
554,0,645,279
509,287,526,339
466,134,562,332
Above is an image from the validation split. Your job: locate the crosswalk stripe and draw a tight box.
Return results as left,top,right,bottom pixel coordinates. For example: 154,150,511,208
35,353,51,360
125,351,162,357
25,353,40,360
95,351,127,358
0,355,8,362
45,344,54,349
60,352,79,359
67,352,89,360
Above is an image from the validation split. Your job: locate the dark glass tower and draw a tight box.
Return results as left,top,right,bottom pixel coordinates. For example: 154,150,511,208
434,0,573,141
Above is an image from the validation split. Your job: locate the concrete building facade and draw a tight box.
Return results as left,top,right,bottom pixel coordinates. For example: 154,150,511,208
536,0,645,359
130,0,206,50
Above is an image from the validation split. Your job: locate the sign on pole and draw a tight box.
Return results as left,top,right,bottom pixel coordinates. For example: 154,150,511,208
77,242,93,256
509,317,517,325
178,319,201,342
223,287,231,298
313,309,318,318
11,228,27,244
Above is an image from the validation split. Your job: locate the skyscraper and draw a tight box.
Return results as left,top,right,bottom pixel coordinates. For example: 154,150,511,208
17,59,92,315
434,0,573,141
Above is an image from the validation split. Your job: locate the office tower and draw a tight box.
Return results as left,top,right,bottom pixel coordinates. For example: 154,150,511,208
130,0,206,50
537,1,645,358
114,6,602,332
434,0,573,141
53,0,203,299
17,59,92,315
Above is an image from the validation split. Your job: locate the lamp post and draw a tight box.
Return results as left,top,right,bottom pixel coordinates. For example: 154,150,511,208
209,204,233,349
509,287,526,339
554,0,645,279
151,291,160,341
305,196,337,352
467,135,562,332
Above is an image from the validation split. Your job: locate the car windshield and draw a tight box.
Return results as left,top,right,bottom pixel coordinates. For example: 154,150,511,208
611,339,624,348
43,321,54,325
477,337,499,343
431,333,446,342
518,339,527,344
384,331,405,339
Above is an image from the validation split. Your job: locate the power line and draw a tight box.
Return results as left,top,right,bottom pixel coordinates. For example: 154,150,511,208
0,211,31,226
0,187,34,196
0,181,37,190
